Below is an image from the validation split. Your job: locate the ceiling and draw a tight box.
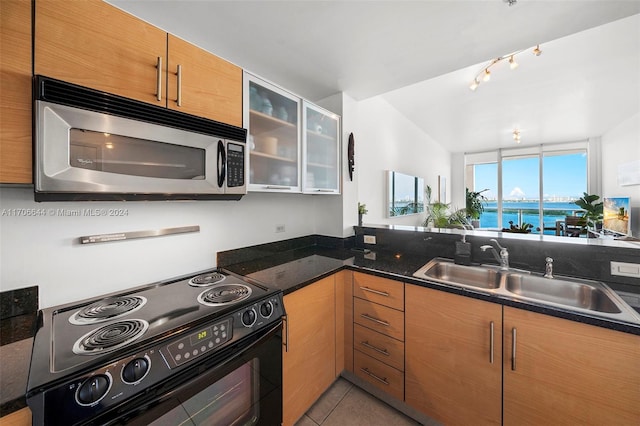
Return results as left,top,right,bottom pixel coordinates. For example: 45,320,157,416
109,0,640,153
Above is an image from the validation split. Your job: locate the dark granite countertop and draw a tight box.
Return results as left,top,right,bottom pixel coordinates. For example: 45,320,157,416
223,246,640,336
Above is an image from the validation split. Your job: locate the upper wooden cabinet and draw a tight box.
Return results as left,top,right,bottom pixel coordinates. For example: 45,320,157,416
1,0,32,183
34,0,242,126
167,35,242,127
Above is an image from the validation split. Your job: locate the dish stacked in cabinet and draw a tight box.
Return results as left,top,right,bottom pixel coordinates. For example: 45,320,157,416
352,272,405,401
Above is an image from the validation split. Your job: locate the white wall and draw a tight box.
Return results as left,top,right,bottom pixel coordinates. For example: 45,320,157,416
0,93,451,309
601,113,640,236
356,97,451,227
0,187,319,308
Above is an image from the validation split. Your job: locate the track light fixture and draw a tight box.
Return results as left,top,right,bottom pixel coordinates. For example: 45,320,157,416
469,44,542,91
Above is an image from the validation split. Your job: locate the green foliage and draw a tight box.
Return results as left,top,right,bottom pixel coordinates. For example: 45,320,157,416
503,221,534,233
423,185,470,228
574,192,603,229
465,188,489,220
358,202,368,215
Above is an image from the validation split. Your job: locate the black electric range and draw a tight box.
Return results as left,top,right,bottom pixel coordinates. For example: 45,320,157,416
26,268,284,425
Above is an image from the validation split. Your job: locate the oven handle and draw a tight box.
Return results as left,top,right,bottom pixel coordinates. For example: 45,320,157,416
100,320,283,425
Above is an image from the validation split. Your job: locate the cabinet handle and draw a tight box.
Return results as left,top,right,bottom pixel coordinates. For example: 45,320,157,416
264,185,292,190
360,367,389,385
489,321,494,364
282,315,289,353
314,189,335,192
360,313,390,327
156,57,163,101
176,64,182,106
511,327,517,371
360,287,390,297
361,341,390,356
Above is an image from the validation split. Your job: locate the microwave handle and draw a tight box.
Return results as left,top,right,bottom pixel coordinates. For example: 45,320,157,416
217,140,226,188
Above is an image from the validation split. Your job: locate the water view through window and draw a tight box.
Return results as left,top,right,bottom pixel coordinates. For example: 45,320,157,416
472,150,588,234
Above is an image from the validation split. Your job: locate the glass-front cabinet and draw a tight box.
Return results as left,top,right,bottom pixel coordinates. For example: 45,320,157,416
302,102,340,194
244,73,301,192
244,72,341,194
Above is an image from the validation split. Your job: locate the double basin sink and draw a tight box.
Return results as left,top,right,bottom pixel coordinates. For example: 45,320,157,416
413,258,640,324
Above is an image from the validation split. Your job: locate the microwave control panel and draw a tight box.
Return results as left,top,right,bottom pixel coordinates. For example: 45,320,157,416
227,142,245,187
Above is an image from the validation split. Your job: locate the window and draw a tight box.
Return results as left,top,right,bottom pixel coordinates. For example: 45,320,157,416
465,143,589,234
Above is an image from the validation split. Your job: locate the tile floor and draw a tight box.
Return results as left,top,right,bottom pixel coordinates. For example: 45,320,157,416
294,378,422,426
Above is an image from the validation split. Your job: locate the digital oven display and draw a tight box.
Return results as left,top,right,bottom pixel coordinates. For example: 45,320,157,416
163,318,232,368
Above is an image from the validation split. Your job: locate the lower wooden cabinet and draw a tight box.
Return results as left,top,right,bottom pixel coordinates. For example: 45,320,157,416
282,275,336,426
405,284,502,425
503,307,640,425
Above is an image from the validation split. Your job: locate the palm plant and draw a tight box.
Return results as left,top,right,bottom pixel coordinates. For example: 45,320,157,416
574,192,603,232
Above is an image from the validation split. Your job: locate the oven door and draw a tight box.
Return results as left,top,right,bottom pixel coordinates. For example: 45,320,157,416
96,322,282,426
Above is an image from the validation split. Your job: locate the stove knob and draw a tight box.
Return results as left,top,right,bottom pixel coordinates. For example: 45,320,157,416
260,301,273,318
122,357,150,384
241,308,257,327
76,374,110,406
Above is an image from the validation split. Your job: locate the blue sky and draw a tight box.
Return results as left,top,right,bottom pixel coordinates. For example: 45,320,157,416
474,152,587,200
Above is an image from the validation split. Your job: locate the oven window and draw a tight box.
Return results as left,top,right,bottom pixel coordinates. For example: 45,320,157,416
148,358,260,426
69,129,205,179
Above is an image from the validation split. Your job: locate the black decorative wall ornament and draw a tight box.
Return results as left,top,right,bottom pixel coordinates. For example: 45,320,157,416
347,132,355,181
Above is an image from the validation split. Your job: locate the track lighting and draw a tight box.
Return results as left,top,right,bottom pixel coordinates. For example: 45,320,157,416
469,44,542,91
533,45,542,56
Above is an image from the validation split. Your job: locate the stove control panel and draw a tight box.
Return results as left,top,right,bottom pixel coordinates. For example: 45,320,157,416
164,318,232,367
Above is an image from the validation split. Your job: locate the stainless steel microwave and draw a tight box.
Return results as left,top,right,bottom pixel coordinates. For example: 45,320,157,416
34,76,247,201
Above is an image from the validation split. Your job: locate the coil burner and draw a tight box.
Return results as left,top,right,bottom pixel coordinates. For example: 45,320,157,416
69,296,147,325
198,284,252,307
72,319,149,355
188,272,226,287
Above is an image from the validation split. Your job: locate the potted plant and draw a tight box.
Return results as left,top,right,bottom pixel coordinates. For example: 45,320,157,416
357,202,368,227
465,188,489,228
574,192,603,236
502,221,534,233
423,186,470,229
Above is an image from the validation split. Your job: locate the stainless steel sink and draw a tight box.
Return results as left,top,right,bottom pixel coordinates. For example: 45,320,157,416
413,258,640,324
413,258,501,290
503,273,622,313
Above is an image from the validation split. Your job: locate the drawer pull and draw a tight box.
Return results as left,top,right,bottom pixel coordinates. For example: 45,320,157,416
360,313,390,327
360,367,389,385
361,341,390,356
360,286,390,297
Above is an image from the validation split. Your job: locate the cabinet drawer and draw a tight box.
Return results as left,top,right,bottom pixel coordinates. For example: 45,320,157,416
354,324,404,371
353,272,404,311
354,350,404,401
354,298,404,341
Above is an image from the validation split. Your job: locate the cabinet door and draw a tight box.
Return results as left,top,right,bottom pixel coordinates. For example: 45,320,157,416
282,276,336,426
167,35,242,126
1,0,32,183
302,101,340,194
244,73,301,192
503,307,640,425
405,285,502,425
35,0,167,107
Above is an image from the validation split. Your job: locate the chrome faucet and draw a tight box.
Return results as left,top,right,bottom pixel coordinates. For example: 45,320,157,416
480,239,509,270
544,257,554,278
